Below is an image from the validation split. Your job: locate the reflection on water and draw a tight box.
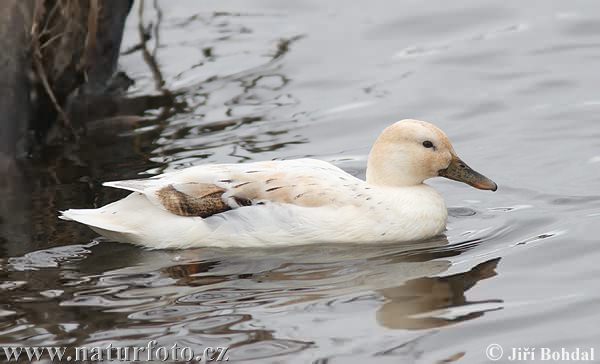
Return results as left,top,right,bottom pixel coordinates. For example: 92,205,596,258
2,0,600,362
1,239,501,361
376,258,501,330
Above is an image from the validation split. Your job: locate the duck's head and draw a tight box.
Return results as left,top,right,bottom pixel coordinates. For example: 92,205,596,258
366,119,497,191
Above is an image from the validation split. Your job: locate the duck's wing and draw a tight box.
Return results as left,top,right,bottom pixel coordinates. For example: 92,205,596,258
103,159,366,218
103,178,233,218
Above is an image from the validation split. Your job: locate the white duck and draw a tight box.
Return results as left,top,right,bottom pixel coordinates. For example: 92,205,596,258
61,119,496,249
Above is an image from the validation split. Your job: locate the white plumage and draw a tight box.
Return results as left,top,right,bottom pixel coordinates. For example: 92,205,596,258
60,120,496,249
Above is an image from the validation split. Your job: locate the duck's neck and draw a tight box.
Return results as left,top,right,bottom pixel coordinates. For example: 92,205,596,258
366,144,425,187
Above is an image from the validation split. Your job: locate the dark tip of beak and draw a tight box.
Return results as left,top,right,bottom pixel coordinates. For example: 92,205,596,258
473,180,498,192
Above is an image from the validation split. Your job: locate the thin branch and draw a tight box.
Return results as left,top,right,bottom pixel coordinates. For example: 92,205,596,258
137,0,171,97
152,0,162,58
31,0,76,139
81,0,99,77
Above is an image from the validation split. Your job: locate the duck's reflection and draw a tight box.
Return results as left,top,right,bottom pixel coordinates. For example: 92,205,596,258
1,237,503,362
149,240,503,331
375,258,501,330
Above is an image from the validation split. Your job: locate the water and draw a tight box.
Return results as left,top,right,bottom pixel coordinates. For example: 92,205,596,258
2,0,600,362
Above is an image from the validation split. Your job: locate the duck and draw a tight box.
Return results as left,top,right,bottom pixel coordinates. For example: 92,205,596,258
60,119,497,249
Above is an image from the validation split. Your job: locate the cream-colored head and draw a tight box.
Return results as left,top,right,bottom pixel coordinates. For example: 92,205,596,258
366,119,497,191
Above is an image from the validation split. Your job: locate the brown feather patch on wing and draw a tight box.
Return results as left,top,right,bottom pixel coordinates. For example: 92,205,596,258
226,174,337,208
156,184,231,217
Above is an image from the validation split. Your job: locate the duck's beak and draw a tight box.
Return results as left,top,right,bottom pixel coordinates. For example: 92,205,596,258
438,155,497,191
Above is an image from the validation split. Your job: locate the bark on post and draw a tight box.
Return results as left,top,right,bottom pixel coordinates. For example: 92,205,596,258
0,0,134,162
0,1,34,159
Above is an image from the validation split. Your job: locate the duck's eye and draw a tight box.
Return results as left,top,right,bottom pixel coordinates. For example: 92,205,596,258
422,140,434,148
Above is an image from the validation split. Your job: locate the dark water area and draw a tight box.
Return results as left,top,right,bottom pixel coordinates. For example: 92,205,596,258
2,0,600,362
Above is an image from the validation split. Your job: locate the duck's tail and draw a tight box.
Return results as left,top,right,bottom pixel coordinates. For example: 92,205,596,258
59,192,212,249
60,208,135,234
59,192,150,245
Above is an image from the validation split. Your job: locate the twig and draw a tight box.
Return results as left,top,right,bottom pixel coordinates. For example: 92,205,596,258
138,0,170,95
31,0,77,139
152,0,162,58
81,0,99,76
